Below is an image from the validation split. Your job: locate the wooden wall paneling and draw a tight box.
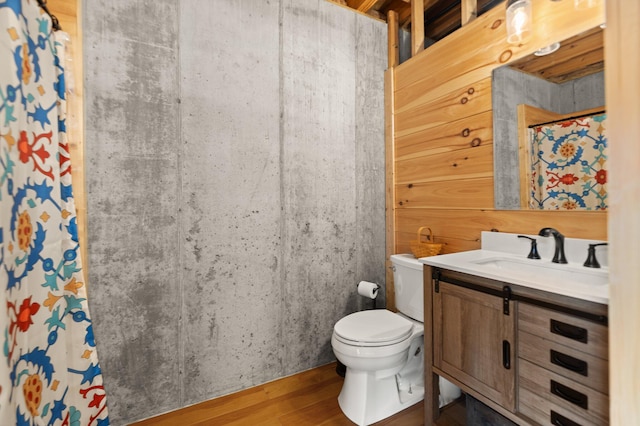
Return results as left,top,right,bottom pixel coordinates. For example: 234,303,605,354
605,0,640,424
391,0,606,260
537,47,604,83
394,77,492,137
385,68,397,311
394,1,604,111
397,236,481,256
49,0,87,283
396,143,493,185
395,177,494,209
396,110,492,161
395,208,608,255
509,26,604,83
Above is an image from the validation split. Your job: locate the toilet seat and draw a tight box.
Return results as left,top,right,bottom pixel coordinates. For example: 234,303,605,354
333,310,414,347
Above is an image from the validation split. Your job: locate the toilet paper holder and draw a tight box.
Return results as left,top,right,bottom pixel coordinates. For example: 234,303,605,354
357,280,380,300
355,282,380,291
357,281,380,309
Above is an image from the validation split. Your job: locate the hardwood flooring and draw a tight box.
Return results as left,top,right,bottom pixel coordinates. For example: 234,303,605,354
130,362,429,426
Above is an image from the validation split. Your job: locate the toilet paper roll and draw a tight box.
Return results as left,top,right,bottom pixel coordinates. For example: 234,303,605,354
357,281,379,299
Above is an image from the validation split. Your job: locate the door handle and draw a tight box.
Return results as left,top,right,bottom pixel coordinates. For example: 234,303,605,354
502,340,511,369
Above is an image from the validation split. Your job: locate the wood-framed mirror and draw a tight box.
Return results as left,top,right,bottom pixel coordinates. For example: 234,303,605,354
492,26,605,210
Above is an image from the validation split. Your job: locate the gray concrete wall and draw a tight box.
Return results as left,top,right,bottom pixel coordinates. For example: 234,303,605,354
83,0,387,424
492,67,605,209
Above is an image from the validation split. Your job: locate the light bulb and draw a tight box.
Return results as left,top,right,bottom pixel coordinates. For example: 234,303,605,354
506,0,532,45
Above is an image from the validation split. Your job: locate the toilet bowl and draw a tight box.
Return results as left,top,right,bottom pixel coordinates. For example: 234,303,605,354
331,309,425,425
331,254,460,425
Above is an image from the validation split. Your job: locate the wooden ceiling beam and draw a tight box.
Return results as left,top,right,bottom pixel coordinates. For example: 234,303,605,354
398,0,443,28
411,0,425,55
347,0,379,13
461,0,477,25
424,0,440,10
388,10,400,68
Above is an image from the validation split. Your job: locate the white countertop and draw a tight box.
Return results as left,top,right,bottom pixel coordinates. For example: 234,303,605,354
419,231,609,305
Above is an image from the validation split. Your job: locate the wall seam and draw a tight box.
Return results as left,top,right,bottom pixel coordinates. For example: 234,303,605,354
277,0,286,375
354,13,361,300
175,0,185,407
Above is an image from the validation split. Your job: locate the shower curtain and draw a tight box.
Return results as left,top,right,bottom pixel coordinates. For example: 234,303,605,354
528,113,608,210
1,1,109,424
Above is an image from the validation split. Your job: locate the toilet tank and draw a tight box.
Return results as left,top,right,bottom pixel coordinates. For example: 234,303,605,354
390,254,424,322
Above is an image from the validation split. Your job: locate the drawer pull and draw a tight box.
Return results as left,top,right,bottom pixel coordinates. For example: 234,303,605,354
550,319,588,343
550,380,588,409
502,340,511,369
550,350,589,376
551,410,582,426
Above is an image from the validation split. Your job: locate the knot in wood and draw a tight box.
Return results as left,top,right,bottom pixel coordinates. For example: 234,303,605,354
499,50,513,63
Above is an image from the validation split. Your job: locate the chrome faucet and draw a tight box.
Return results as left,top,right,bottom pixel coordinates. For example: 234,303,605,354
538,227,567,264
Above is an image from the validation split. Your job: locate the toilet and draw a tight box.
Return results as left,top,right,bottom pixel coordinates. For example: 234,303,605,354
331,254,460,425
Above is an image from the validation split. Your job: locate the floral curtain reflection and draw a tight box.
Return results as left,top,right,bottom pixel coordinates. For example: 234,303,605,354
528,112,608,210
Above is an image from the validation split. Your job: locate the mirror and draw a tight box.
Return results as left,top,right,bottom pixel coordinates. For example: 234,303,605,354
492,26,606,210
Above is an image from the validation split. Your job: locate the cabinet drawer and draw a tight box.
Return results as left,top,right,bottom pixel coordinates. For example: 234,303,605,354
519,331,608,394
518,303,607,360
519,386,604,426
519,359,609,424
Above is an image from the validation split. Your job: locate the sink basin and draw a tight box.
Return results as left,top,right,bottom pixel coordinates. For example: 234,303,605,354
419,247,610,304
471,257,608,287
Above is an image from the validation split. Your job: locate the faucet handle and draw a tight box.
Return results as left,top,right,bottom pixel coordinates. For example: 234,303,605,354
518,235,541,259
583,243,608,268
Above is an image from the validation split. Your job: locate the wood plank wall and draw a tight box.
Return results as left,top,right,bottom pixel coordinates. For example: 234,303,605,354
49,0,87,281
387,1,607,309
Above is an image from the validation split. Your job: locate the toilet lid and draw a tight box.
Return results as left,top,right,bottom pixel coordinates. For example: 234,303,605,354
334,310,414,346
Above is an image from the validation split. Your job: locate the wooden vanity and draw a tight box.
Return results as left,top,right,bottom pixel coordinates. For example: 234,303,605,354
424,267,609,426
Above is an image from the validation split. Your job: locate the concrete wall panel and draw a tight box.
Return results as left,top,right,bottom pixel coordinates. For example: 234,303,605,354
281,0,358,373
178,0,283,404
354,13,387,307
84,0,386,423
83,0,181,422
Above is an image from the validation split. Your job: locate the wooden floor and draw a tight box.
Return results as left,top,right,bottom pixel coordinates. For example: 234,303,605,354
130,362,462,426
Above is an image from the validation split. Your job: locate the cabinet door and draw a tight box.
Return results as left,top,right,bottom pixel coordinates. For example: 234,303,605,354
433,280,516,410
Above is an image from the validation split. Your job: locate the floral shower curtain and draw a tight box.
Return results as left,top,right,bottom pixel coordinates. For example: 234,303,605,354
528,112,608,210
1,1,109,424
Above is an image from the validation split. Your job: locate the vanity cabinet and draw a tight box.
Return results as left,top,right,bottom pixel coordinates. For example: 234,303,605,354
424,266,609,426
433,279,515,410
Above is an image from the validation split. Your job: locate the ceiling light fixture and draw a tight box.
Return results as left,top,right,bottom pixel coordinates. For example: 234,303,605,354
534,42,561,56
506,0,533,45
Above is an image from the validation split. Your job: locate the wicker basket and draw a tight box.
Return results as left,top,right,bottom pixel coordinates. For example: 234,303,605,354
409,227,443,258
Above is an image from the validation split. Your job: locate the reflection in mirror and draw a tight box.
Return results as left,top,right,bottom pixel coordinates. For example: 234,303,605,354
519,106,607,210
492,26,605,210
